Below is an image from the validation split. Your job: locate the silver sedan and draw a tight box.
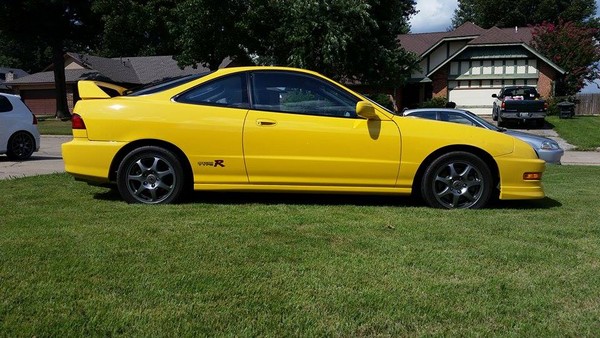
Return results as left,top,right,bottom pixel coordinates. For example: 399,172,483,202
403,108,564,164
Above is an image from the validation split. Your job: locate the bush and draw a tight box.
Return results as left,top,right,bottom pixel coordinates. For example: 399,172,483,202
420,97,448,108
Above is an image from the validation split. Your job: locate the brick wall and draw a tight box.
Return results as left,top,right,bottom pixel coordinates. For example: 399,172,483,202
538,62,555,98
431,65,449,98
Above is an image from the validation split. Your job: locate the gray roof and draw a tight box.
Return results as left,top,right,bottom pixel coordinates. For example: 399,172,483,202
7,53,232,87
0,67,29,89
400,22,535,57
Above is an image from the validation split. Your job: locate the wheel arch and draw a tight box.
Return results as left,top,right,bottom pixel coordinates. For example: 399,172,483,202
412,145,500,198
109,139,194,188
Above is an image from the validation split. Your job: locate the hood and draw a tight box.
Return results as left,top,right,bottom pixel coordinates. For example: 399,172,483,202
504,130,560,148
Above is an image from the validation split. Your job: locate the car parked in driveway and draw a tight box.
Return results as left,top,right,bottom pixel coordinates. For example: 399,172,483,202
62,66,546,209
0,93,40,160
403,108,563,164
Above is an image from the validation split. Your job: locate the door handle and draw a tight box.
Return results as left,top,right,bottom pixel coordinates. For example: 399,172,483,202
256,119,277,126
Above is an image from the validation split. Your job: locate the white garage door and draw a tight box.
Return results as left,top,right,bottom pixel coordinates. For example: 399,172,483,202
449,88,498,115
448,79,538,115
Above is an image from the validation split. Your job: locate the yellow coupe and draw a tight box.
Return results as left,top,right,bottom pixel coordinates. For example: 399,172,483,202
62,66,545,208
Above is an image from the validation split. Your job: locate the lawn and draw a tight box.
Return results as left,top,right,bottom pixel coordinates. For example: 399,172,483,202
547,115,600,150
1,165,599,336
36,116,72,135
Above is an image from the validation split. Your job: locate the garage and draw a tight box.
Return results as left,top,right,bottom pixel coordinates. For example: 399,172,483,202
20,89,56,116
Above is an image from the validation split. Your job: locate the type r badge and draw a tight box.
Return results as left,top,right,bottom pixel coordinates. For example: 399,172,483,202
198,160,225,167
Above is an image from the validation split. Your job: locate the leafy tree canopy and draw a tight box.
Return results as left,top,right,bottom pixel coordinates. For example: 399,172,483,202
452,0,598,28
531,21,600,96
172,0,419,86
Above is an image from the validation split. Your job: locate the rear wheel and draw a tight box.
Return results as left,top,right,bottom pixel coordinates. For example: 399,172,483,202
6,131,35,160
117,146,185,204
421,151,493,209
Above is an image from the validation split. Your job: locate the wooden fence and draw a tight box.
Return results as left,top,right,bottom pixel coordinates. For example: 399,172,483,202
574,93,600,115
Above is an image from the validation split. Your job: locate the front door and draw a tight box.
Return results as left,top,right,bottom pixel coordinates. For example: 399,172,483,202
243,71,401,187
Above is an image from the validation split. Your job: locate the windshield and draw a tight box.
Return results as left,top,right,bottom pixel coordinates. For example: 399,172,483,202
127,72,211,96
463,110,501,131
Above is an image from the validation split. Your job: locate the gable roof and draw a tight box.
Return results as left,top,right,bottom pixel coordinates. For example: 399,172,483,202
0,67,29,90
400,22,564,76
9,53,233,87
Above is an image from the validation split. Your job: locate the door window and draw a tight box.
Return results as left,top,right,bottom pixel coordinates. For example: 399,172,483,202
251,72,358,118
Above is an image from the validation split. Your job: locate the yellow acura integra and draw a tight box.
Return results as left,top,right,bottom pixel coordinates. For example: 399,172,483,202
62,66,545,208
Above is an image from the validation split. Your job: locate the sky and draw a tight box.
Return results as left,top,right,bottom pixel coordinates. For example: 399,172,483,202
408,0,600,93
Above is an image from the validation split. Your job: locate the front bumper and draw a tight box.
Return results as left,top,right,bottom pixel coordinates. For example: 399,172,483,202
496,156,546,200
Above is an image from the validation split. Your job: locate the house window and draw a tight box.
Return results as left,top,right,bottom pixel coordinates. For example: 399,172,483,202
450,62,459,76
516,60,527,74
493,61,503,74
482,61,493,75
528,59,538,74
505,60,515,74
461,61,470,76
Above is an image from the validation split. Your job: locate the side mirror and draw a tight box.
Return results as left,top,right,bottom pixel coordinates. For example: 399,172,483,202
491,94,498,98
356,101,378,120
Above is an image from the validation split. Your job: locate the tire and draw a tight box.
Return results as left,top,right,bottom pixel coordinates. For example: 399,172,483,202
534,119,545,128
117,146,185,204
497,116,505,128
6,131,35,160
492,108,498,121
420,151,493,209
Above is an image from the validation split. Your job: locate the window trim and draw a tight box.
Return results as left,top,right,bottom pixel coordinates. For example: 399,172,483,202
173,72,250,109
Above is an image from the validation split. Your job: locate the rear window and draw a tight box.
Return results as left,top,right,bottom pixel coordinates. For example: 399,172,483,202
127,72,211,96
0,95,13,112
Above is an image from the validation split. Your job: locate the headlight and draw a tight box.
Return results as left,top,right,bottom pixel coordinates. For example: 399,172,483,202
540,141,560,150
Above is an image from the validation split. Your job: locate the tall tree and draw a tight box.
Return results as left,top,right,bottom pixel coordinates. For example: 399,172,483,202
0,1,97,119
171,0,419,85
531,21,600,96
170,0,251,71
91,0,177,57
452,0,597,28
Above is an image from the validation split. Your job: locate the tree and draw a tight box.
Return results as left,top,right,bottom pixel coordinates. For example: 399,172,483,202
531,21,600,96
452,0,598,28
91,0,177,57
171,0,419,86
247,0,418,86
0,1,97,119
170,0,252,71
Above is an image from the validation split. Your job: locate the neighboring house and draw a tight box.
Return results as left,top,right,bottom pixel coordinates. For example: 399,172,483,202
0,67,28,93
6,53,233,115
398,22,565,114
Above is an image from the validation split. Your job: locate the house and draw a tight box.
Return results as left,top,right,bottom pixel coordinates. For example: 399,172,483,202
398,22,565,114
6,53,232,115
0,67,28,93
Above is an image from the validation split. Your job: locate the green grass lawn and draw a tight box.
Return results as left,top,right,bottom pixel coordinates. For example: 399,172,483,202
547,115,600,150
1,165,599,336
36,116,72,135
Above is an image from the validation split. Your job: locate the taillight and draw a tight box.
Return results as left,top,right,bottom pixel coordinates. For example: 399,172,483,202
543,102,548,111
72,114,86,129
501,101,505,109
32,113,38,125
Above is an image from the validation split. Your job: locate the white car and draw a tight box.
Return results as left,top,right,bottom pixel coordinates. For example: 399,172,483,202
0,93,40,160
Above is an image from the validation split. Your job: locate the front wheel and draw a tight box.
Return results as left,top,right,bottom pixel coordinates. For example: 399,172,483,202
421,152,493,209
117,146,185,204
6,131,35,160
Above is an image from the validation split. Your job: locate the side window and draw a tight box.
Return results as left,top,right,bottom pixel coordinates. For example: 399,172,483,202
411,111,438,120
446,112,475,126
0,96,13,113
176,73,248,108
251,71,358,118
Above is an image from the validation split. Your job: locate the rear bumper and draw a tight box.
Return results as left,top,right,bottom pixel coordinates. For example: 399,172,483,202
500,112,546,120
62,138,125,183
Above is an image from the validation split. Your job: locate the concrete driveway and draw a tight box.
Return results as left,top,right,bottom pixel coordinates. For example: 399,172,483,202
0,135,70,180
1,133,599,181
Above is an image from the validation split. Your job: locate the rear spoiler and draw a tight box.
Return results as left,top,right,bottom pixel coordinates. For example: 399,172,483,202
78,81,128,99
